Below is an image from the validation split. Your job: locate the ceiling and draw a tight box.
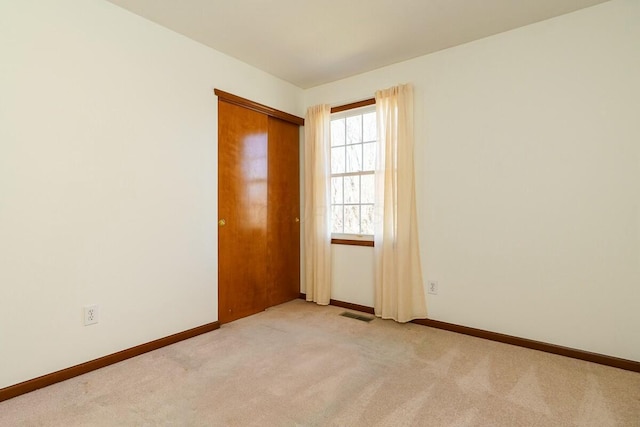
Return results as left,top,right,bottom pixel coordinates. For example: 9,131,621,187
106,0,610,89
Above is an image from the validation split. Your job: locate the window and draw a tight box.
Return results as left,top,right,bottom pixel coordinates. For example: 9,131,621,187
330,106,376,240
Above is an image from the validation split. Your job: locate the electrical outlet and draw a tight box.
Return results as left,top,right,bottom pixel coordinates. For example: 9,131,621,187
84,305,99,326
428,281,438,295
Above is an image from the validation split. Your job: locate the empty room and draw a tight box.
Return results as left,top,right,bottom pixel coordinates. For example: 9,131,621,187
1,0,639,425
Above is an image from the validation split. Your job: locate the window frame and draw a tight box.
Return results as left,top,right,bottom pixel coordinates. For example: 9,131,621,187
329,99,376,247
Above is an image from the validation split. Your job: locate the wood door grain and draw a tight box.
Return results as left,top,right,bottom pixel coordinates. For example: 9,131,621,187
218,100,268,324
266,117,301,307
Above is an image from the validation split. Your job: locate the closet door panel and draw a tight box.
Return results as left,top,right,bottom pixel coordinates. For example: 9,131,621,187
218,101,268,324
267,117,301,307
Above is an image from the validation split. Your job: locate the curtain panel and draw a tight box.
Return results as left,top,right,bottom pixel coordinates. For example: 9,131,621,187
303,104,332,305
374,84,427,322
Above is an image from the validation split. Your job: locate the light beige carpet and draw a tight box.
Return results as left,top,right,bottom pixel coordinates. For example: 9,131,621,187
1,300,639,426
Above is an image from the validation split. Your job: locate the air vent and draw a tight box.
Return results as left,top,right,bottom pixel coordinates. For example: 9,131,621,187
340,311,374,322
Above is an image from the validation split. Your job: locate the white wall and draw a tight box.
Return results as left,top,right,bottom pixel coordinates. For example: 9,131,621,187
331,245,375,307
304,0,640,361
0,0,302,389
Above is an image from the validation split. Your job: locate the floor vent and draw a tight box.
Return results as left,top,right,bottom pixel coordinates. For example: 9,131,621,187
340,312,374,322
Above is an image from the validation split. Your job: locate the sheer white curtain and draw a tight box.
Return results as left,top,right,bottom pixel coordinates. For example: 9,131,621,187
304,104,332,305
374,84,427,322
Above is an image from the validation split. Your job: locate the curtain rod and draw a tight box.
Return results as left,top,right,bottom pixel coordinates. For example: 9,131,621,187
330,98,375,114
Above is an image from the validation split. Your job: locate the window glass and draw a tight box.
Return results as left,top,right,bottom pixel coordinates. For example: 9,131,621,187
346,115,362,145
331,118,345,146
363,112,376,142
331,146,345,174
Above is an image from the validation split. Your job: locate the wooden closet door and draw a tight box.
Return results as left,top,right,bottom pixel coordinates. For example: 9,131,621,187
218,100,268,324
266,117,301,307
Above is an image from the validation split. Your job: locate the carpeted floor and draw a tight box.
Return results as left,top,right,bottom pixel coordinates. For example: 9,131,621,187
1,299,639,426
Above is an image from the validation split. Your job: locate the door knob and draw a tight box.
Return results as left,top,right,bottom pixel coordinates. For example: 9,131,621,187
295,217,300,223
218,219,226,226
